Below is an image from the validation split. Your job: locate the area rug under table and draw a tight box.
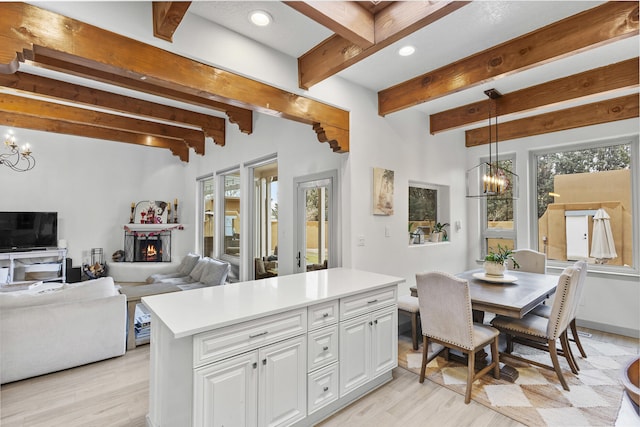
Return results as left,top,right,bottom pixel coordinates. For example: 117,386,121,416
398,334,638,426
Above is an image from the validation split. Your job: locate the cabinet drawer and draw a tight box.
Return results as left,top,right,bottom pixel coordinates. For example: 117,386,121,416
340,286,397,320
307,300,339,330
307,362,339,415
307,325,339,372
193,308,307,367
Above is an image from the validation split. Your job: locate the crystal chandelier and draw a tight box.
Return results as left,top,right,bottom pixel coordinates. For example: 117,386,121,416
2,130,35,172
466,89,519,199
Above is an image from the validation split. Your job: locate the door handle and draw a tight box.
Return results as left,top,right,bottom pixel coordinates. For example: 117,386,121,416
296,251,301,268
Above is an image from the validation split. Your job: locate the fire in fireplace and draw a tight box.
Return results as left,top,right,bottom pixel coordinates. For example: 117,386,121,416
124,230,171,262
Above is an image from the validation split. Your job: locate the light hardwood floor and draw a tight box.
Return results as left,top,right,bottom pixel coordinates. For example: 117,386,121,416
0,328,636,427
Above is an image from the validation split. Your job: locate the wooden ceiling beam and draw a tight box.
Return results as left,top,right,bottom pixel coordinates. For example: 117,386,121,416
152,2,191,42
1,111,189,161
431,57,640,134
0,71,224,150
379,2,640,116
465,94,639,147
296,1,467,90
0,3,349,152
28,55,250,138
285,1,375,48
0,92,201,156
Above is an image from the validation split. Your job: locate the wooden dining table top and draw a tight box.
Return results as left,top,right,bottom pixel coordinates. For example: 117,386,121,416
410,268,558,319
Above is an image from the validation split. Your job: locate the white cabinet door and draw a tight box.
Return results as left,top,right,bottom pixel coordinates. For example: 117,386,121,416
258,336,307,427
339,315,370,397
339,306,397,397
371,306,398,378
194,351,258,427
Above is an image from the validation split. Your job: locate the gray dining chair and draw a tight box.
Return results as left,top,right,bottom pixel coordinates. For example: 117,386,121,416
491,266,581,390
416,271,500,404
530,260,589,364
507,248,546,273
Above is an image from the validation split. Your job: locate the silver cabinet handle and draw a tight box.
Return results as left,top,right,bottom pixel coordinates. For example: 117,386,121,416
367,299,378,304
249,331,268,338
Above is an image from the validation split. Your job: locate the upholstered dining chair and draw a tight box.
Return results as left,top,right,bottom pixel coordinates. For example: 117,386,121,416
415,271,500,404
491,266,581,391
530,260,589,365
507,248,546,273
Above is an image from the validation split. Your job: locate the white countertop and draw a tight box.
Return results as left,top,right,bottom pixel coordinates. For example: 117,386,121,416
142,268,404,339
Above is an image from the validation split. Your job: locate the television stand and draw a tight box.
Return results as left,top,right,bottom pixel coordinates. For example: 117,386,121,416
0,249,67,285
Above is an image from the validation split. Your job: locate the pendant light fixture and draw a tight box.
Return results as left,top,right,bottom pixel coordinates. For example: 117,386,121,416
466,89,519,199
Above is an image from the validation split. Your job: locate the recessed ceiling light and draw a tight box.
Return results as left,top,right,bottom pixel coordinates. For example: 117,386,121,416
249,10,272,27
398,45,415,57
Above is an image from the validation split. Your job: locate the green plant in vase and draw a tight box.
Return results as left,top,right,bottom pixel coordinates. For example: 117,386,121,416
484,244,519,276
430,222,449,242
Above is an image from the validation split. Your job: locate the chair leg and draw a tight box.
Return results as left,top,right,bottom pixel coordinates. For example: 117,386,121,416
491,337,500,379
505,334,514,354
411,312,419,351
548,339,570,391
560,331,579,374
465,350,475,404
570,319,588,358
419,335,428,383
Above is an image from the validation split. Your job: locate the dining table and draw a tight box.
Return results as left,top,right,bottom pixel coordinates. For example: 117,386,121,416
410,268,559,381
410,268,558,320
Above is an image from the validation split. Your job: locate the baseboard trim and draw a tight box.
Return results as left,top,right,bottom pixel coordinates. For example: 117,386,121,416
576,319,639,339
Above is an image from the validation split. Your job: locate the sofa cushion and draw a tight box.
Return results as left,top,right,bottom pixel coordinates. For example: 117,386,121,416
189,258,211,282
200,259,230,287
0,277,117,309
178,252,201,275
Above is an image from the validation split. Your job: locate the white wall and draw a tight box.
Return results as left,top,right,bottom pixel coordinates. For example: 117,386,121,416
1,130,190,265
12,2,639,337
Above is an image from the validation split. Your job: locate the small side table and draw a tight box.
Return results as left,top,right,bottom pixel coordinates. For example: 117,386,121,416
118,283,181,350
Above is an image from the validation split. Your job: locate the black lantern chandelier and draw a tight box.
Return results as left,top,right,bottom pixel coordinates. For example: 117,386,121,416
466,89,518,199
2,130,35,172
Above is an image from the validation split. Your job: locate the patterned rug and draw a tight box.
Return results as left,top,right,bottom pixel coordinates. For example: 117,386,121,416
398,333,639,426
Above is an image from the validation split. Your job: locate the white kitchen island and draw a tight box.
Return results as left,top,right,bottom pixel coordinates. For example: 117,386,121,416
142,267,404,427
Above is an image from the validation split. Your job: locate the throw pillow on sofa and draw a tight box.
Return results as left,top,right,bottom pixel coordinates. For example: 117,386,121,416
178,252,201,275
199,259,230,287
189,258,211,282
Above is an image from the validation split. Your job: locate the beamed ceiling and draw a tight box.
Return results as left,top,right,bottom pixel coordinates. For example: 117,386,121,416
0,1,638,162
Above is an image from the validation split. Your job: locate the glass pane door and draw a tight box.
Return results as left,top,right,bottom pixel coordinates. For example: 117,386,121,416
200,177,214,257
296,178,331,273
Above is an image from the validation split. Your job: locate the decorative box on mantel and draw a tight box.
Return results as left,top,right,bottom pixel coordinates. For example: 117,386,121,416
123,224,183,263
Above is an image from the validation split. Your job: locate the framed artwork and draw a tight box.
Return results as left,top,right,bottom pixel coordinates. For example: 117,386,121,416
373,167,394,216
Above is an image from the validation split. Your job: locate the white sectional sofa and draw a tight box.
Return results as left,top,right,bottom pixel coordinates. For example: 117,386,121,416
146,253,230,290
0,277,126,384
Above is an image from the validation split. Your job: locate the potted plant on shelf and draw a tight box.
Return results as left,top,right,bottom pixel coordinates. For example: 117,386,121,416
430,222,449,242
484,244,519,276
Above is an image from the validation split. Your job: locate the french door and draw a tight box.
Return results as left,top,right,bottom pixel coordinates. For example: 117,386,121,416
294,171,338,274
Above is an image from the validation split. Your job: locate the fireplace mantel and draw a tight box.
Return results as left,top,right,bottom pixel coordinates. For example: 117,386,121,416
122,224,183,263
123,224,183,232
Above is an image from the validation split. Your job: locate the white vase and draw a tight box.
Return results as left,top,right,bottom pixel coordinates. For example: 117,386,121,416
430,232,442,242
484,261,506,277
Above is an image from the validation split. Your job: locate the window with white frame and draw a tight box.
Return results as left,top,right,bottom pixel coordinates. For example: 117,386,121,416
481,155,516,255
408,181,450,244
197,175,214,257
532,137,637,270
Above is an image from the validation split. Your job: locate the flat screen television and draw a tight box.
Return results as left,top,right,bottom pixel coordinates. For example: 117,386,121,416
0,212,58,252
